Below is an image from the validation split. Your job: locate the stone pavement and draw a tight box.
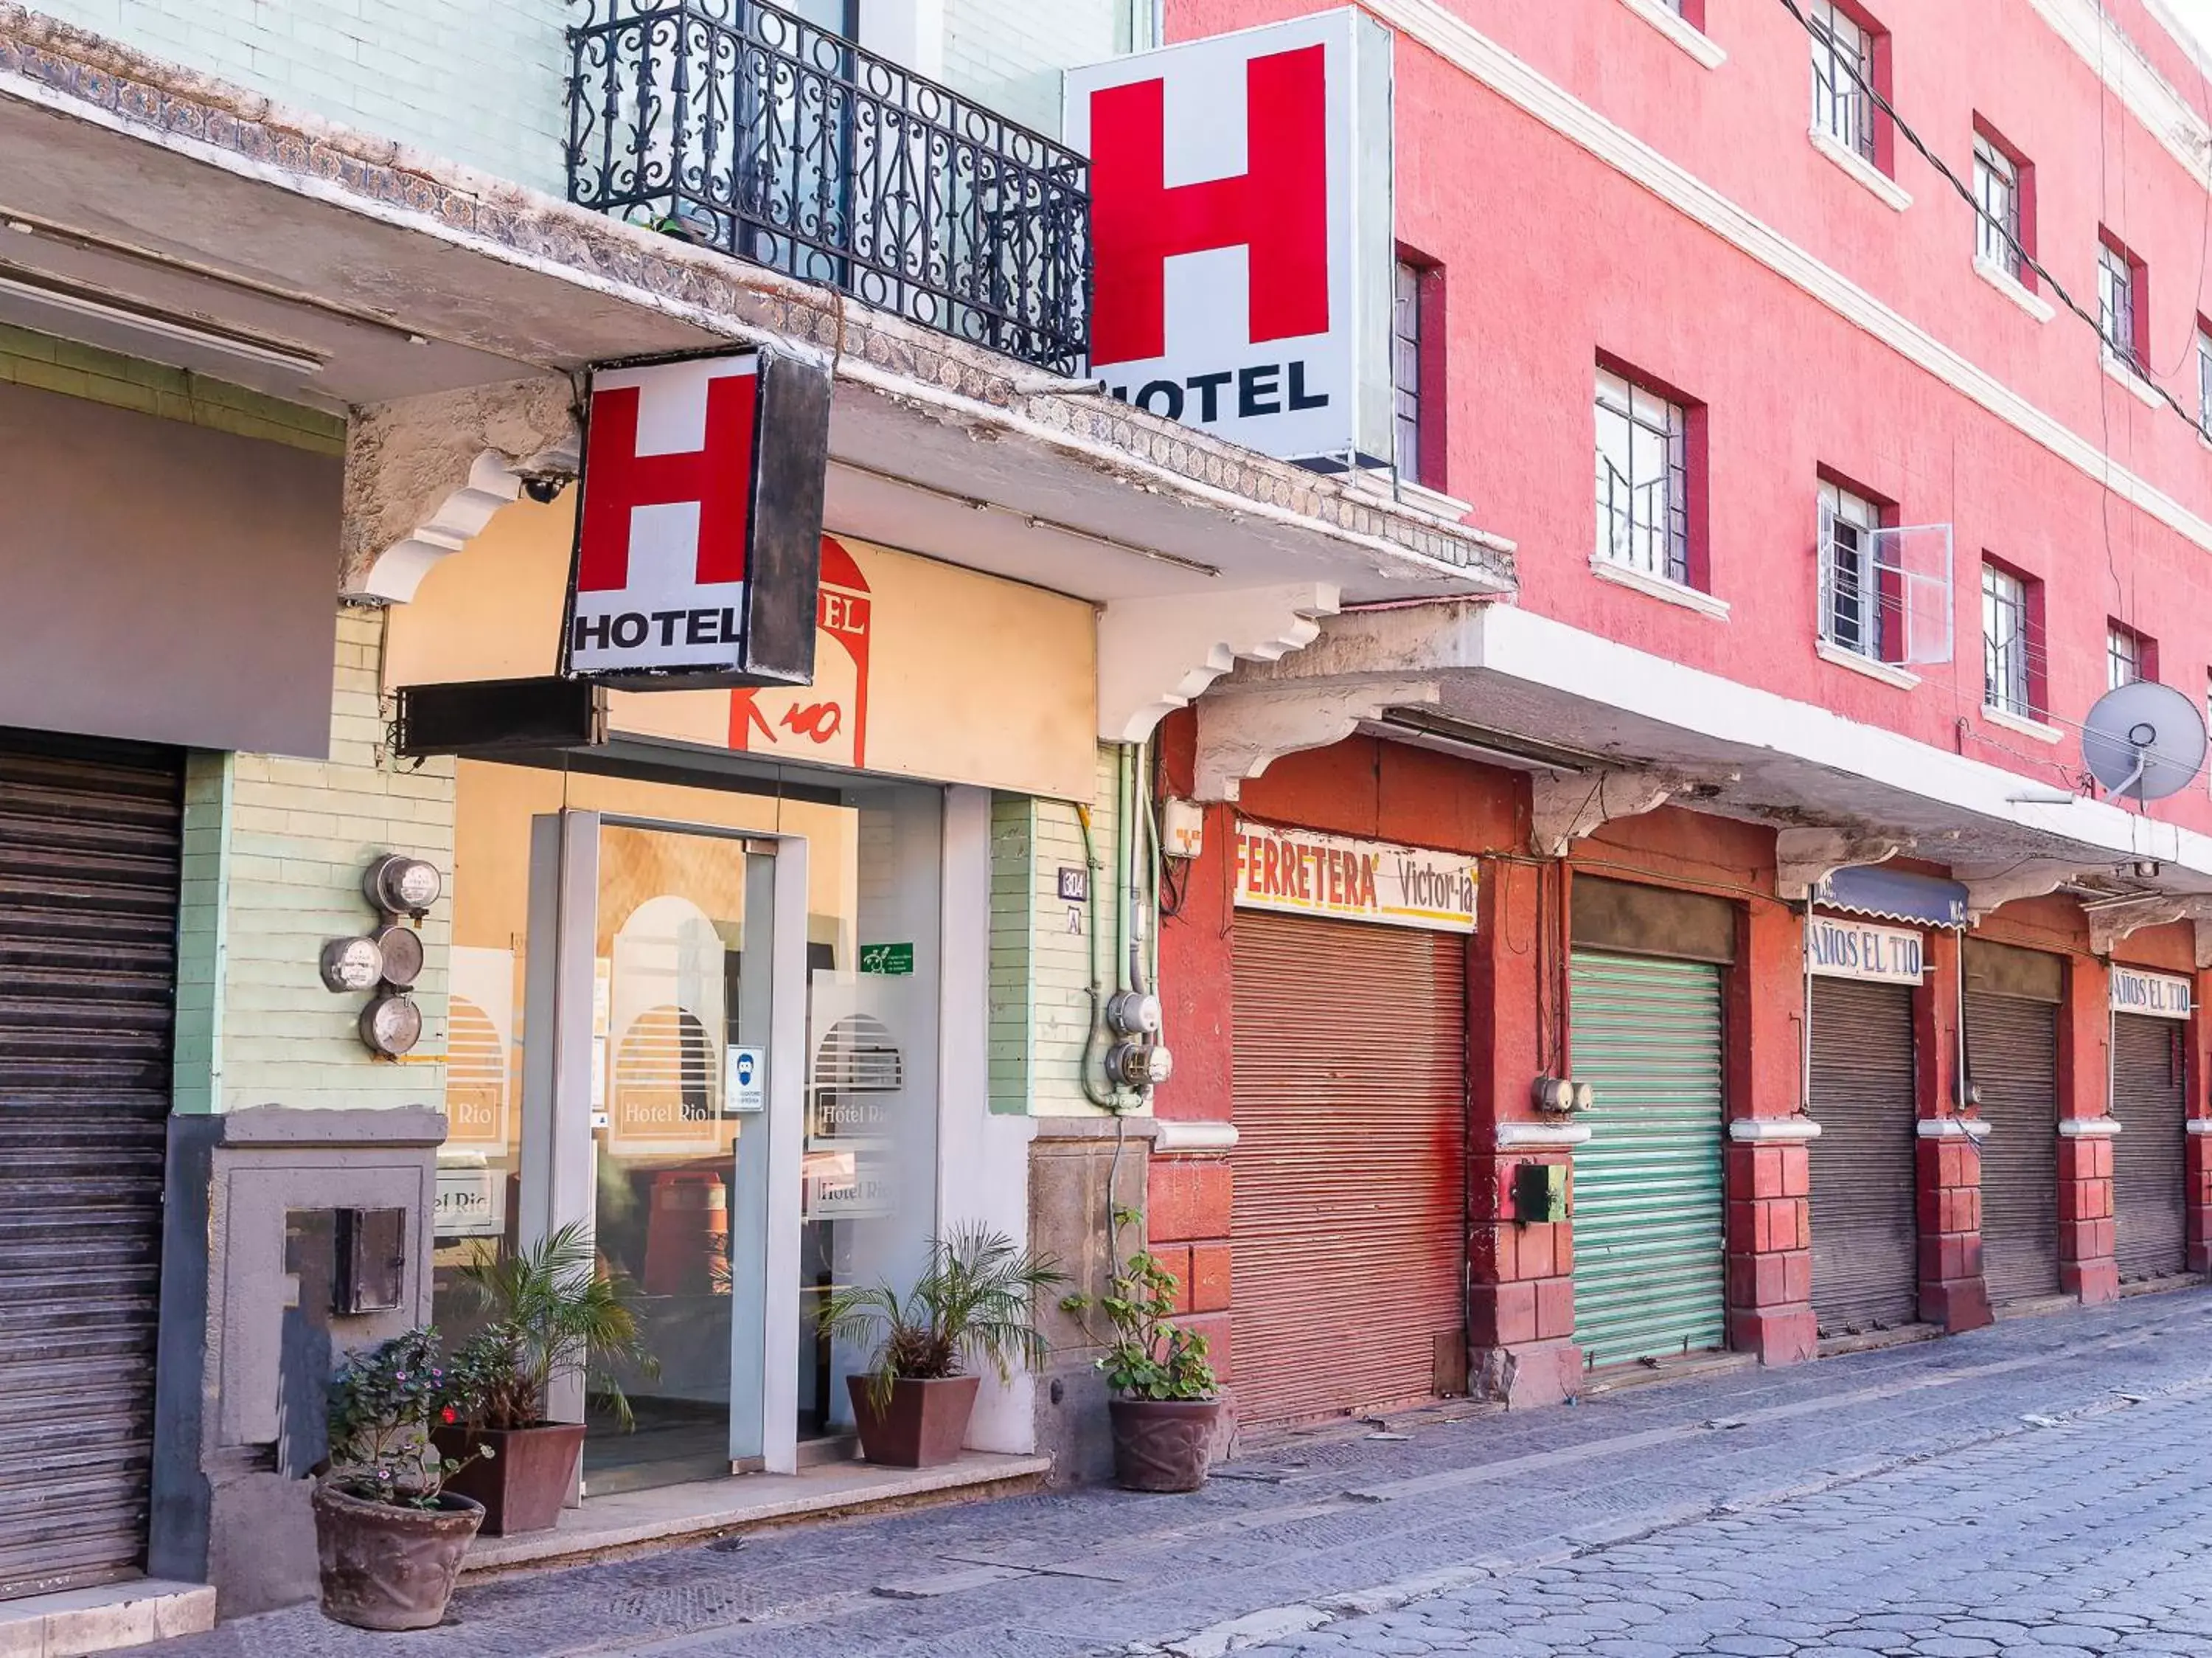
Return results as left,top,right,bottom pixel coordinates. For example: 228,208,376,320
151,1288,2212,1658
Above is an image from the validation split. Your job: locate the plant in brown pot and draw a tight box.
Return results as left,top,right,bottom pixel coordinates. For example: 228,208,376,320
435,1222,657,1536
1067,1242,1222,1492
820,1223,1064,1468
314,1328,491,1631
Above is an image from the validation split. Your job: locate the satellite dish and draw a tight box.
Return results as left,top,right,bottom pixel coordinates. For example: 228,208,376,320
2081,681,2208,803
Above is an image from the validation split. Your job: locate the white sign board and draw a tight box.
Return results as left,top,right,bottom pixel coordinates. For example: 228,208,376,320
1233,820,1477,932
434,1163,504,1239
1065,10,1394,467
1806,914,1925,984
2110,965,2192,1019
725,1045,766,1114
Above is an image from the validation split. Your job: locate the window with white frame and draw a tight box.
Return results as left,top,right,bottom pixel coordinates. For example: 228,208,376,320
2100,240,2142,370
1982,563,2035,718
1973,136,2021,279
2107,623,2144,690
1819,480,1887,659
1810,1,1877,162
1393,260,1425,488
2197,325,2212,437
1594,367,1690,584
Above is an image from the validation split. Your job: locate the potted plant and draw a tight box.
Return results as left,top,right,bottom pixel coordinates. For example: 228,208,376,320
313,1328,490,1631
819,1223,1064,1468
435,1221,656,1536
1068,1246,1222,1493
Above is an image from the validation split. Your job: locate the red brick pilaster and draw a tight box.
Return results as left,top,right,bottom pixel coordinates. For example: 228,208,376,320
1467,858,1581,1406
2189,965,2211,1274
1915,931,1991,1331
2058,956,2118,1305
1723,899,1817,1366
1146,1153,1234,1378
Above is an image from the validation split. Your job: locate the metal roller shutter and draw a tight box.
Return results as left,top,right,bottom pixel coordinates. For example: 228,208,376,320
1807,978,1919,1333
1569,951,1727,1366
1231,911,1467,1429
2112,1013,2188,1282
1966,992,2060,1304
0,729,181,1599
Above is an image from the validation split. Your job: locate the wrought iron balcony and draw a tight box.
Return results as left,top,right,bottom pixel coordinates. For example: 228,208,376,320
567,0,1091,375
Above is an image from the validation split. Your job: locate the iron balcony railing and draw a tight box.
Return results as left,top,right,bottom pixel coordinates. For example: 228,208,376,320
567,0,1091,375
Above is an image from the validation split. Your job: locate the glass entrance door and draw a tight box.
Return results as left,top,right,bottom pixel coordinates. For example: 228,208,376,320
432,762,945,1494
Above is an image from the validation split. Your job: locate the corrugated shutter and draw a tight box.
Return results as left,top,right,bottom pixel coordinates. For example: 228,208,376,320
1966,991,2060,1304
1569,951,1726,1366
0,729,180,1600
1807,978,1919,1334
2112,1013,2187,1282
1231,911,1467,1429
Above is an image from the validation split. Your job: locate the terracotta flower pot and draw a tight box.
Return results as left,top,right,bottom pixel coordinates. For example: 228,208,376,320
433,1422,585,1536
311,1482,484,1631
1109,1397,1220,1492
846,1373,979,1468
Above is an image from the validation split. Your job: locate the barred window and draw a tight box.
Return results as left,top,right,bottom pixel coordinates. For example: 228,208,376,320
2100,240,2143,371
1819,481,1886,659
1982,563,2035,718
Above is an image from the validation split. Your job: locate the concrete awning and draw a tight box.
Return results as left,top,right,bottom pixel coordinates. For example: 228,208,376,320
0,15,1513,617
1198,600,2212,921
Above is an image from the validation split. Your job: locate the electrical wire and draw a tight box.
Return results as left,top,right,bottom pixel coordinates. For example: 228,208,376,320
1775,0,2208,434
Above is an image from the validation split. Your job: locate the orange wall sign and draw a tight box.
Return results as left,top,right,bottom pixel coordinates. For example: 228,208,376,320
730,536,871,769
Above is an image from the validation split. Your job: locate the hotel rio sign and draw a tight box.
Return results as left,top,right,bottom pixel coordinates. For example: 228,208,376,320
1233,821,1477,932
1805,914,1925,985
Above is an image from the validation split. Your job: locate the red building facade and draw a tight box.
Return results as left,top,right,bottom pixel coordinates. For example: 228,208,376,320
1147,0,2212,1435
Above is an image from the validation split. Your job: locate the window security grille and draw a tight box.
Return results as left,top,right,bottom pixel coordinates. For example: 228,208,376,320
1595,368,1689,583
1818,496,1952,667
2197,329,2212,437
1811,1,1876,162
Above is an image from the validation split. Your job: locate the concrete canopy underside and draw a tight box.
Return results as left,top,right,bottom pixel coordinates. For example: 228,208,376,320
1201,600,2212,896
0,36,1514,612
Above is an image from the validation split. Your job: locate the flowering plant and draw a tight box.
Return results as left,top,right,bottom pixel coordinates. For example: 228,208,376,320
324,1328,490,1508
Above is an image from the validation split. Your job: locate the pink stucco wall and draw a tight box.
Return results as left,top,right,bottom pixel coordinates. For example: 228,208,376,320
1166,0,2212,832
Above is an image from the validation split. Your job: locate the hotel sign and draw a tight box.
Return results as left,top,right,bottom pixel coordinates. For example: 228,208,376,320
1806,914,1925,985
1233,821,1477,932
2111,966,2192,1019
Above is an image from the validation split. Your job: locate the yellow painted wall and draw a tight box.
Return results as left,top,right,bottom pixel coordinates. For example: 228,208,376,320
386,497,1099,802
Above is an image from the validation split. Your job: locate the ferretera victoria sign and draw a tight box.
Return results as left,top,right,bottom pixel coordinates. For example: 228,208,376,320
1234,821,1478,932
561,347,832,690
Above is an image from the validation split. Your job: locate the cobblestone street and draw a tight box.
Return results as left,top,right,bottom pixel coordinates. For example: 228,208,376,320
145,1288,2212,1658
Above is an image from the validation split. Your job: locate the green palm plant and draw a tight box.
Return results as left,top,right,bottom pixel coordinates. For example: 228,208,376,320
819,1223,1065,1412
451,1221,658,1432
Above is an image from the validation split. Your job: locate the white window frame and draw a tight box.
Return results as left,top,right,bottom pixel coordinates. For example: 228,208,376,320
1982,563,2034,719
1818,481,1886,661
1393,260,1425,490
1810,1,1877,164
2196,326,2212,439
1594,367,1691,586
1973,136,2021,280
2107,623,2143,690
2100,240,2141,371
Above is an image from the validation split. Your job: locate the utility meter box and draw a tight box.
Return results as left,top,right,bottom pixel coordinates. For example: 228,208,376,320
1512,1162,1569,1225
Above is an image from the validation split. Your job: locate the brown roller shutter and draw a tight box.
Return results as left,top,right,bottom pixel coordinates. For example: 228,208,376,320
0,728,181,1599
2112,1013,2188,1281
1231,911,1467,1429
1966,991,2060,1304
1807,978,1919,1334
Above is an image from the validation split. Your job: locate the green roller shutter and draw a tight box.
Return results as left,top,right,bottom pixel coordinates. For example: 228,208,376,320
1570,951,1728,1366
